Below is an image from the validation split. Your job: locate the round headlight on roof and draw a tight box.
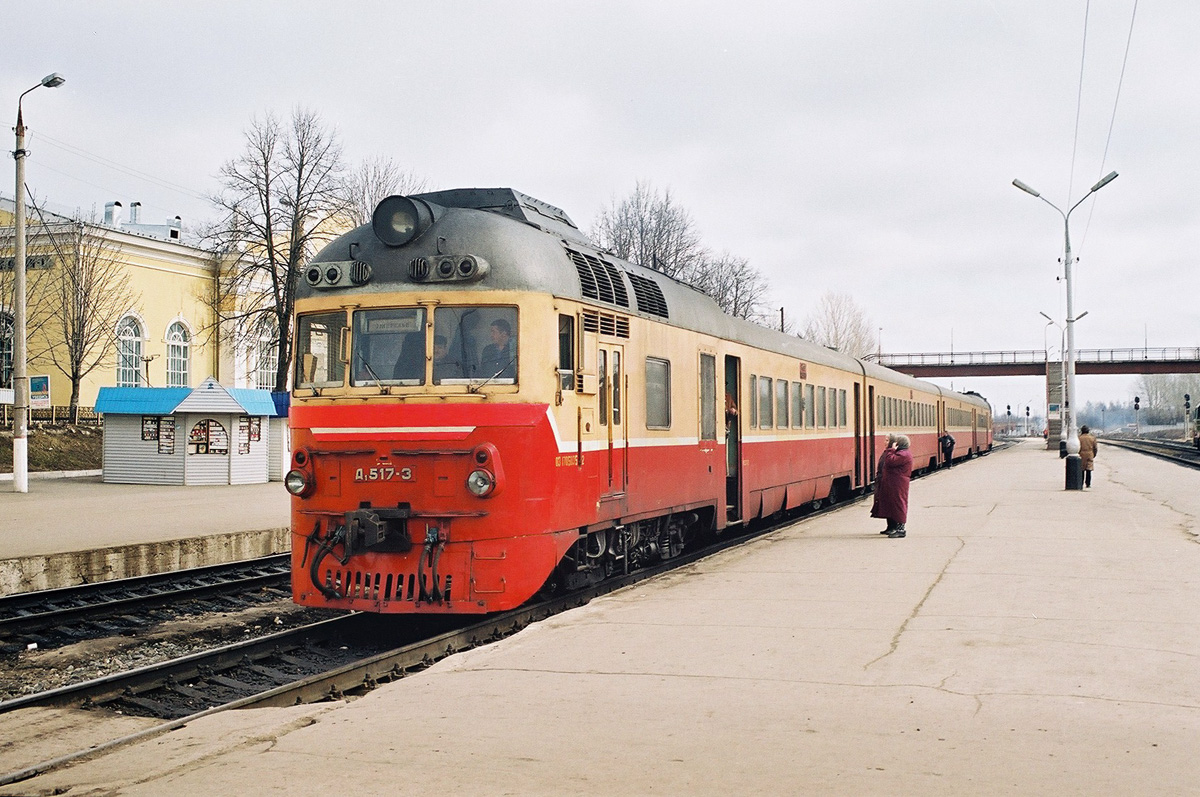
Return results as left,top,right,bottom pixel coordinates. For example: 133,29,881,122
372,195,436,247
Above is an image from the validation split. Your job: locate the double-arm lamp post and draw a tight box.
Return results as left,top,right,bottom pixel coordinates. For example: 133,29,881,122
1013,171,1117,490
11,72,66,493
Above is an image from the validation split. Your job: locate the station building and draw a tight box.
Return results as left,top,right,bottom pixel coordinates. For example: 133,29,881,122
0,197,279,418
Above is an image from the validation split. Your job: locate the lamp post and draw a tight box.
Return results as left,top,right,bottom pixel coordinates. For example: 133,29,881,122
11,72,66,494
1014,170,1118,490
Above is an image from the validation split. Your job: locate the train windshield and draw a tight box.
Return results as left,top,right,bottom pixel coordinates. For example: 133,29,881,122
433,306,518,385
351,308,427,387
295,311,348,389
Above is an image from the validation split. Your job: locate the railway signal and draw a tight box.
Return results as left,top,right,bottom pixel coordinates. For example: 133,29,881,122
1134,396,1140,436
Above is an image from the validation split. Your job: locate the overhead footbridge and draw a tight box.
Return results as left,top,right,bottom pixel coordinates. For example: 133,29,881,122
869,347,1200,378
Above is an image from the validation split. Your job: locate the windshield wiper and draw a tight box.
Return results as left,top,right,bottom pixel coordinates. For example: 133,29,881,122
468,355,518,393
357,355,386,392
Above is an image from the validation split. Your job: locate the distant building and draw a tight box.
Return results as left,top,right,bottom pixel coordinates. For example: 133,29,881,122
1,196,279,414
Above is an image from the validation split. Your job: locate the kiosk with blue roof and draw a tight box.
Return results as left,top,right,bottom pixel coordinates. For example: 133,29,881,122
94,378,285,485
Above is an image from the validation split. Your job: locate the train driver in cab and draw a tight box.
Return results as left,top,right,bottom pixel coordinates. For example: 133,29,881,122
479,318,517,380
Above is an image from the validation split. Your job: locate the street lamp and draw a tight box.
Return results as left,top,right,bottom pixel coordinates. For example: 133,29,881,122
11,72,66,494
1014,171,1118,490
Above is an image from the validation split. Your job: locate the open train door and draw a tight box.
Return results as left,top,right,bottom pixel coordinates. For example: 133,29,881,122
724,355,742,522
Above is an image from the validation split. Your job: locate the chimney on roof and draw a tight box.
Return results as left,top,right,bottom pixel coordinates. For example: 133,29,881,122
129,201,141,224
104,201,123,227
170,216,182,241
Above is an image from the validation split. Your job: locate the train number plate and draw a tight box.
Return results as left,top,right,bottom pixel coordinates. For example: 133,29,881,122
354,466,414,482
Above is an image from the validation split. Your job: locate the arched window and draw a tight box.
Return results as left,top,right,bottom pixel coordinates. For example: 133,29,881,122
254,317,278,390
116,316,143,387
0,313,13,390
187,418,229,455
166,322,190,387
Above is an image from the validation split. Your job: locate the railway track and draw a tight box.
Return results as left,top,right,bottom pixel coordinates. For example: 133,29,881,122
0,554,291,651
0,447,1003,787
1100,436,1200,468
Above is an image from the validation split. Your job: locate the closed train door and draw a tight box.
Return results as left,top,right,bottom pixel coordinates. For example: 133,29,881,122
854,382,863,488
867,384,877,482
598,344,626,494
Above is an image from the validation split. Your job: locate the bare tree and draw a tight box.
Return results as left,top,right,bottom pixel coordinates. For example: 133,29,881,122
24,209,139,421
206,108,350,391
343,155,428,228
690,252,772,323
801,292,877,358
590,181,706,279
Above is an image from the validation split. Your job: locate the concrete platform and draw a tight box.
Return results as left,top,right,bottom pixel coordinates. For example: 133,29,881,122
0,477,291,595
4,439,1199,795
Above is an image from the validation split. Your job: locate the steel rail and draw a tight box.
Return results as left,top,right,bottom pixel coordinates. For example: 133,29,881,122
0,554,290,640
1100,437,1200,469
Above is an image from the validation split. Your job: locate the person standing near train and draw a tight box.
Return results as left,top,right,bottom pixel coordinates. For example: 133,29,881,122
939,430,955,468
872,434,914,538
1078,425,1098,488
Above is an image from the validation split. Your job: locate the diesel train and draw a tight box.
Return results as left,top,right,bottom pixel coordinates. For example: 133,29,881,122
285,188,992,614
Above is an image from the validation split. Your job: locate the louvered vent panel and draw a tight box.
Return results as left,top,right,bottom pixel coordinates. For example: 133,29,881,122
627,272,669,318
568,249,598,300
581,309,629,339
565,248,630,309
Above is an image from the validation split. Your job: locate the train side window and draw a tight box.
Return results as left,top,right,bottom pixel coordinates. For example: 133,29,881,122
699,354,717,441
806,384,816,427
839,389,847,427
295,311,348,389
599,349,609,426
749,375,758,428
759,376,773,428
776,380,788,429
645,357,671,429
791,381,802,429
817,386,827,427
558,315,574,391
829,388,838,428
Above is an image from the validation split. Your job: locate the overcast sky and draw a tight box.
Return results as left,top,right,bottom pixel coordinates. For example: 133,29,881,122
4,1,1194,412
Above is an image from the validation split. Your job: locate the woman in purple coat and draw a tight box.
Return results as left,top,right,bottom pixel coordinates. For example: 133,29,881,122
871,434,914,538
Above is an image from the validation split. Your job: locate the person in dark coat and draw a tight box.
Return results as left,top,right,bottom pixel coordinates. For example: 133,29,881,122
939,431,955,468
872,434,914,538
1078,425,1098,488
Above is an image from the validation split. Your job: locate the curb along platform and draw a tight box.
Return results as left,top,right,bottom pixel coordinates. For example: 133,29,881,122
0,477,290,596
4,440,1199,795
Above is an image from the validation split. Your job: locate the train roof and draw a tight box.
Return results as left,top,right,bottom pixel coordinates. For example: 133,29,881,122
307,188,990,411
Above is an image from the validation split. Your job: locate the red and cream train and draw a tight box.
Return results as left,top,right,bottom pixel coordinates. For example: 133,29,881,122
286,188,992,614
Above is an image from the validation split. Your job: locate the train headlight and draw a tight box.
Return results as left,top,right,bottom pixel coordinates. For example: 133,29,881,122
466,469,495,497
372,195,437,247
285,469,314,497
